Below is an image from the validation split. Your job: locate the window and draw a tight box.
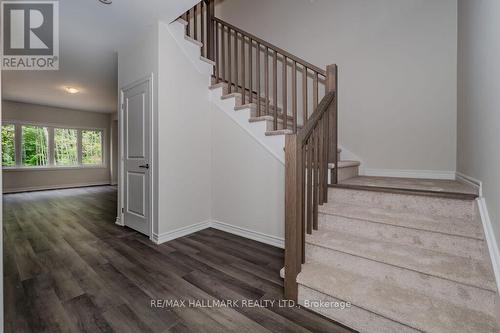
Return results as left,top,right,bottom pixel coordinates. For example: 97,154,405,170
54,128,78,166
22,125,49,166
2,124,16,167
1,123,105,169
82,130,103,165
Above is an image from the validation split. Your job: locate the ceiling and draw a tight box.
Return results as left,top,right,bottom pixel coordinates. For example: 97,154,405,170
2,0,196,113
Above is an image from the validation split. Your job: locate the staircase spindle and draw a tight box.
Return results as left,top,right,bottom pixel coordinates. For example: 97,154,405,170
234,31,238,94
313,128,319,230
313,73,318,111
201,1,205,56
256,44,261,117
221,24,225,82
194,4,198,40
306,138,313,234
302,66,308,124
301,145,306,262
214,21,219,83
273,50,278,130
318,118,324,205
282,56,288,130
292,61,297,132
241,35,246,103
265,47,269,116
228,28,232,93
249,39,253,105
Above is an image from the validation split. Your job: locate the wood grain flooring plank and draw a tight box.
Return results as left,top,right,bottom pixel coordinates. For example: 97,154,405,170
4,186,354,333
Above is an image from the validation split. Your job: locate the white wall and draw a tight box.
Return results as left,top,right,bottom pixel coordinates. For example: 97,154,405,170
216,0,458,174
211,103,285,242
110,119,118,185
457,0,500,247
156,22,212,237
2,101,111,193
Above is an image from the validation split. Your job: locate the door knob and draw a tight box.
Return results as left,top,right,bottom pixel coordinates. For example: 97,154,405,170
139,164,149,169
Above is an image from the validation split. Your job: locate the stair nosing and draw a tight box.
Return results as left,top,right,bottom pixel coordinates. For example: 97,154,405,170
329,183,478,201
184,35,203,47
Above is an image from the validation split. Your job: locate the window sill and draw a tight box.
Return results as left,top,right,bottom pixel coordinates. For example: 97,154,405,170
3,165,108,172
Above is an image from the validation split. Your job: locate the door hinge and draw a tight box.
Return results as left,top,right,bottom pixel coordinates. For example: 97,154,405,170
121,207,124,214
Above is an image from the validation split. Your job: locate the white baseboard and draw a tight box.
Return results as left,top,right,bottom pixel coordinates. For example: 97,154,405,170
115,216,124,226
210,219,284,248
477,197,500,294
152,220,211,245
363,168,455,180
455,172,482,196
3,181,111,194
151,219,284,248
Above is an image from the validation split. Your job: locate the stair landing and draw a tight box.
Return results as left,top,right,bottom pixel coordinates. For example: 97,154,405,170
337,176,479,199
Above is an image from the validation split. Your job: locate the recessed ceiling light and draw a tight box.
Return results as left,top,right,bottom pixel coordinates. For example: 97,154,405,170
65,87,80,94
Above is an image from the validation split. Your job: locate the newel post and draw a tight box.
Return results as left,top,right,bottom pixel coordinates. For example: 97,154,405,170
284,134,303,301
205,0,215,61
325,64,338,184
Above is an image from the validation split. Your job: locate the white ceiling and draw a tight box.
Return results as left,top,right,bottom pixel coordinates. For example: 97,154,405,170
2,0,197,113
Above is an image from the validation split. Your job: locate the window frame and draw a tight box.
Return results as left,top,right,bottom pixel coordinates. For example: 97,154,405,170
1,121,107,171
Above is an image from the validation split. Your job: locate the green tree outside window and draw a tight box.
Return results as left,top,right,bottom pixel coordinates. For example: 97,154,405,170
82,130,103,165
22,125,49,166
2,124,16,167
55,128,78,166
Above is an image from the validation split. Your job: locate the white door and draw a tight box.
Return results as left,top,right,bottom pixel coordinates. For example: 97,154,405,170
122,79,151,236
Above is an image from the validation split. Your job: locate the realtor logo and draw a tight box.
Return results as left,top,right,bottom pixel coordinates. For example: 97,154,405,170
1,1,59,70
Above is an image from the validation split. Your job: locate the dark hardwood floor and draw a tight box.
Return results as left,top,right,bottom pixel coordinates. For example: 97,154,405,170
3,186,353,333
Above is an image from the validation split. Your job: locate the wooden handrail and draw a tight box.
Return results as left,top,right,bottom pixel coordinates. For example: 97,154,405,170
213,17,326,77
297,91,335,144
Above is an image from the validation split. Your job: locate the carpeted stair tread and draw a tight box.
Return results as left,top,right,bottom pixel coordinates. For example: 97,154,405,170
328,188,477,220
317,213,488,260
319,201,484,240
304,244,497,315
297,262,497,333
306,229,496,291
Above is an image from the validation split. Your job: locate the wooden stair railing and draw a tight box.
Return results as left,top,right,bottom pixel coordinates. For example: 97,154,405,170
180,1,338,301
284,65,337,300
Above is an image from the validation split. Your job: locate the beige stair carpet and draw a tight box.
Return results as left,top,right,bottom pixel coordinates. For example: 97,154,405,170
296,184,498,333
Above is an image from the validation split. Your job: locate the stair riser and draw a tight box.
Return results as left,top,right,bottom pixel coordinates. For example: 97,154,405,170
328,188,477,220
305,243,497,315
319,202,484,239
338,165,359,182
298,285,419,333
318,213,488,260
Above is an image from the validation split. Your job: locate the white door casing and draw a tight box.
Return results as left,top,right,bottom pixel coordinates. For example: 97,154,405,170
121,78,152,236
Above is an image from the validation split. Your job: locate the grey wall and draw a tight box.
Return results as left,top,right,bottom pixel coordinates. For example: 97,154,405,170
216,0,458,174
2,101,112,192
457,0,500,245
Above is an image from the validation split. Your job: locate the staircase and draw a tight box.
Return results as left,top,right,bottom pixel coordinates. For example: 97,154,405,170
294,185,498,332
174,2,497,332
